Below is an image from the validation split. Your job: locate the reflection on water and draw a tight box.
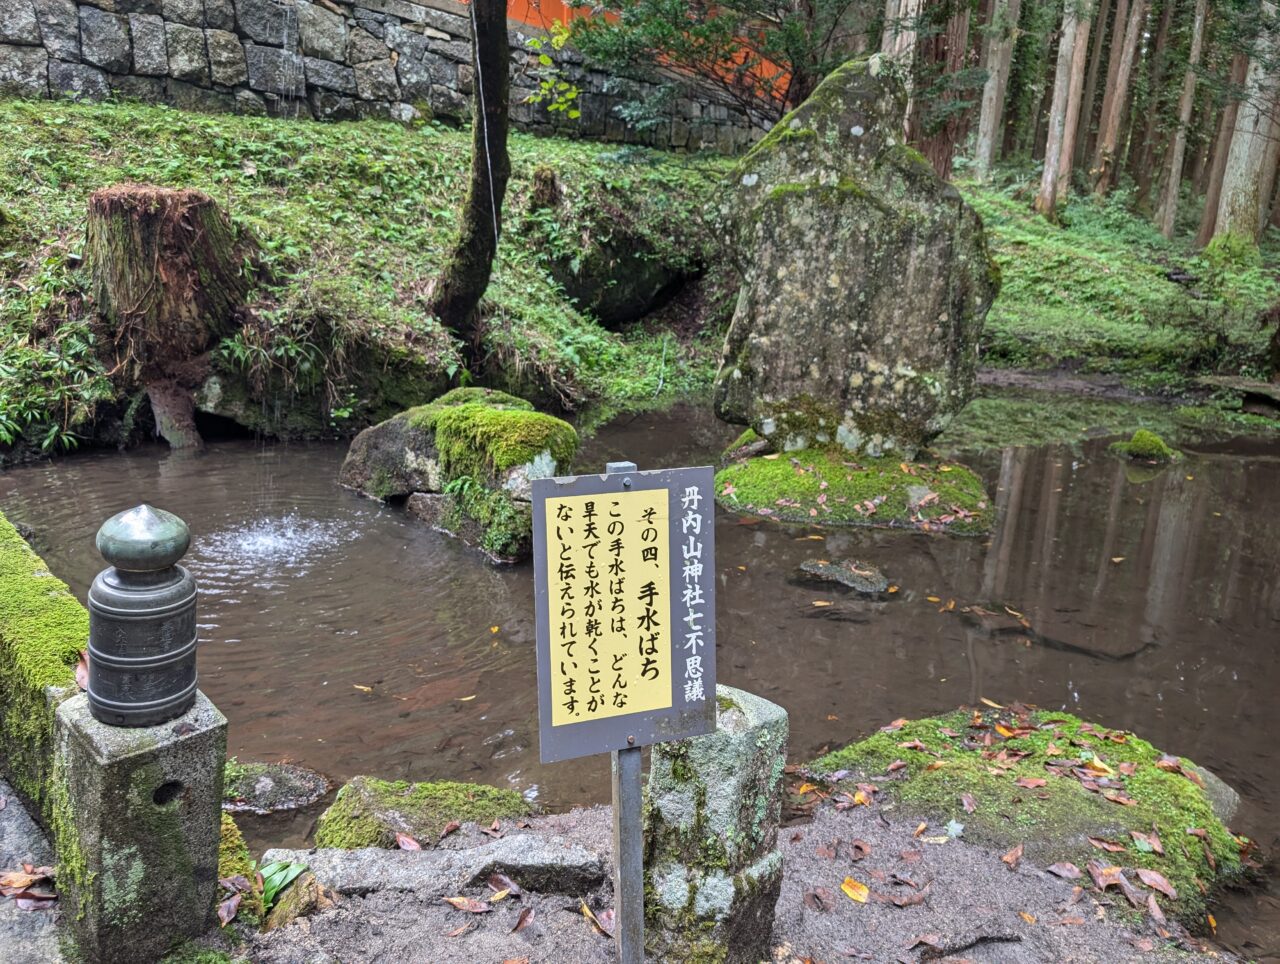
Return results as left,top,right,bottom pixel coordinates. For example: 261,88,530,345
1,406,1278,955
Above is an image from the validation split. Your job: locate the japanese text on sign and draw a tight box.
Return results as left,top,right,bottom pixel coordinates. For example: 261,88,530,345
545,489,673,726
679,485,707,704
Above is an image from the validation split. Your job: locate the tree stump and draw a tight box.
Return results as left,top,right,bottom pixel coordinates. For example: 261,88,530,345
87,184,253,448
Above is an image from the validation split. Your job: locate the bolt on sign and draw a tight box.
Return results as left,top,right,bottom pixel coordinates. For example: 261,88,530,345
532,464,717,763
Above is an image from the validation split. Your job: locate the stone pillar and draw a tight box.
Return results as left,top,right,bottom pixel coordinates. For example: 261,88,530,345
54,690,227,963
644,685,788,964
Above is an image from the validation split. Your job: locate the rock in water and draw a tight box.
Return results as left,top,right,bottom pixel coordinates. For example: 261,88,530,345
645,686,788,964
797,558,889,593
713,56,1000,458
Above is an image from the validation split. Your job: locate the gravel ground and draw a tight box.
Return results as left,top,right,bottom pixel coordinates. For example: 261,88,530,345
0,779,61,964
246,801,1235,963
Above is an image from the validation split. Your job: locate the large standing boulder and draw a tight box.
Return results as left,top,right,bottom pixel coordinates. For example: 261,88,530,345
644,686,788,964
713,56,1000,458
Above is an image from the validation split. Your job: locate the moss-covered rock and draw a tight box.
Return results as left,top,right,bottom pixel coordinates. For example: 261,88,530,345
713,56,999,458
222,758,330,815
218,813,264,924
715,448,991,534
0,510,87,825
810,708,1250,925
313,775,530,849
263,871,334,931
339,388,577,561
1110,428,1180,462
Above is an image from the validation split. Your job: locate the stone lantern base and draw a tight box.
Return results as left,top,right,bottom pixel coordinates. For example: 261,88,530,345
55,691,227,964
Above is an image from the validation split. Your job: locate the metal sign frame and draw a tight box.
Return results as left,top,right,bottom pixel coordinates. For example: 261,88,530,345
532,463,717,764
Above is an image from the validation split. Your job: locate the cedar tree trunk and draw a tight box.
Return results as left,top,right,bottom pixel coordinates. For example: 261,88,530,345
1155,0,1207,238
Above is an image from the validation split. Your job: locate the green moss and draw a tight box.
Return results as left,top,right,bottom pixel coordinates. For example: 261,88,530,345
218,813,264,923
716,693,739,713
812,710,1245,924
715,449,991,534
313,776,529,849
431,405,579,481
1110,429,1179,462
160,945,235,964
722,427,761,459
0,511,88,823
440,480,533,560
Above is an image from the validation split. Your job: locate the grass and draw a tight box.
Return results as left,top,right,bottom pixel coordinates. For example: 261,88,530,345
0,97,732,452
960,173,1279,391
811,708,1248,926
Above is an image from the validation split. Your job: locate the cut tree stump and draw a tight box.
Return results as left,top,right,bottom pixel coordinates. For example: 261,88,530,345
87,184,254,448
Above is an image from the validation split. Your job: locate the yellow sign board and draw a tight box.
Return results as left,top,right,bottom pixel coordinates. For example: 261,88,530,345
544,489,672,726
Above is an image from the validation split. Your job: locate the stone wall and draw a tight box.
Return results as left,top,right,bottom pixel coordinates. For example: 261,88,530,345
0,0,763,152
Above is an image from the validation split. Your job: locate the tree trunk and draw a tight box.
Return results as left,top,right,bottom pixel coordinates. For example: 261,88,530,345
1093,0,1147,194
1077,0,1112,166
1058,10,1093,186
1214,5,1280,242
431,0,511,363
1155,0,1207,238
1196,50,1250,245
975,0,1023,178
1092,0,1130,168
913,3,973,179
1255,106,1280,236
1132,0,1174,204
1036,4,1082,217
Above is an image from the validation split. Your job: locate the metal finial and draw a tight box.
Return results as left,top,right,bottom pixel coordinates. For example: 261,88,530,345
95,504,190,572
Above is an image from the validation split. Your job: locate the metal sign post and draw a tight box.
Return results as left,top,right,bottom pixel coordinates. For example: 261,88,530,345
532,460,717,963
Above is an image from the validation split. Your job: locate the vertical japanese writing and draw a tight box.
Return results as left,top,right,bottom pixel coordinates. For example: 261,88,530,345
546,489,671,725
680,485,706,703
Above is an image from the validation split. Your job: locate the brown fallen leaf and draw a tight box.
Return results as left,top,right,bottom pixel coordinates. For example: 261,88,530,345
1087,837,1126,853
501,959,530,964
442,896,491,914
1135,868,1177,899
886,759,908,773
217,893,241,927
511,906,535,933
445,922,472,937
900,848,923,863
849,839,872,861
395,832,421,851
898,739,930,752
1019,911,1036,924
439,820,461,841
961,793,976,814
1147,893,1166,924
1002,843,1024,870
1046,862,1082,880
1053,916,1085,926
1015,777,1047,789
1086,861,1143,908
488,872,523,898
913,822,927,838
884,883,929,907
580,899,612,937
880,718,908,732
75,650,89,691
1129,829,1164,855
1103,790,1137,806
804,886,837,912
907,933,943,952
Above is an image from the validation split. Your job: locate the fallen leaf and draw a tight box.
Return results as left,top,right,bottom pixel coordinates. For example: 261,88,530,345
488,872,523,897
887,760,908,773
1111,556,1125,563
490,625,499,634
884,883,930,907
849,839,872,861
75,651,89,691
841,877,869,903
395,832,421,851
1103,790,1137,806
580,899,612,937
1135,868,1177,899
796,782,819,795
924,760,946,772
1087,837,1126,853
489,889,511,902
907,934,943,951
1002,843,1024,870
439,820,461,841
443,896,491,914
900,848,923,863
980,697,1004,709
1019,911,1036,924
1015,777,1047,789
811,600,833,608
1046,862,1082,879
458,695,476,702
512,906,535,933
880,718,908,732
445,922,472,938
1129,829,1164,855
815,842,837,860
1147,893,1166,924
961,793,976,814
804,886,837,912
217,893,241,926
913,822,927,838
353,684,373,693
926,595,941,603
1208,913,1217,935
852,789,872,807
899,740,930,752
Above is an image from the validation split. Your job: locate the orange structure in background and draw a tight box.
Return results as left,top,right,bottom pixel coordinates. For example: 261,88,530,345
507,0,591,30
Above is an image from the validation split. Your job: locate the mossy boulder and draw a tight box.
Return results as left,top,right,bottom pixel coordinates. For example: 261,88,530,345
811,708,1250,925
1110,429,1180,463
313,775,530,849
715,448,991,534
713,56,999,458
218,813,264,924
338,388,577,560
222,758,330,815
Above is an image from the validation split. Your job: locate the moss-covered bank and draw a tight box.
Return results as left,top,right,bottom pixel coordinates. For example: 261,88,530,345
811,708,1249,924
314,775,530,849
715,448,992,534
0,510,87,823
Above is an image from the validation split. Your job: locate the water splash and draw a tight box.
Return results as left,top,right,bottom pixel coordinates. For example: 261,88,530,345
193,514,354,573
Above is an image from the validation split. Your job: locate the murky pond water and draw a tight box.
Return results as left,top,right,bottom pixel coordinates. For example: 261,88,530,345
2,404,1278,956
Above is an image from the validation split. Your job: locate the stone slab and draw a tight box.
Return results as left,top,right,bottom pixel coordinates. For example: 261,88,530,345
0,44,48,96
48,59,109,98
0,778,62,964
263,832,606,897
79,6,132,73
0,0,41,45
166,21,210,84
129,13,168,75
33,0,79,60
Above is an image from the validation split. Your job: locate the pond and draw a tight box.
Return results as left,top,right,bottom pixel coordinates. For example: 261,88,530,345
1,403,1277,957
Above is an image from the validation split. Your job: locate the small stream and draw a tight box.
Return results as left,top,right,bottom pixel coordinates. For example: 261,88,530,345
1,403,1278,957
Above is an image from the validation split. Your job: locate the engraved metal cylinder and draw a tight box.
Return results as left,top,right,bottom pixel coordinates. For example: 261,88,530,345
88,504,198,727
